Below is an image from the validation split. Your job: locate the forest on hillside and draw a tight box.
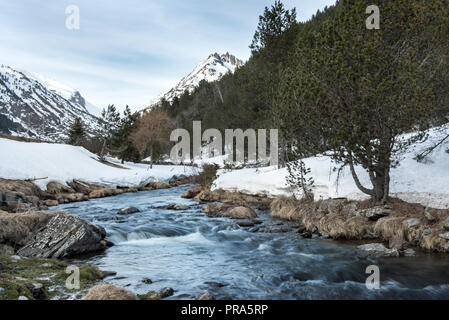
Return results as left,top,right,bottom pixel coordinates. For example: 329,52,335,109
70,0,449,206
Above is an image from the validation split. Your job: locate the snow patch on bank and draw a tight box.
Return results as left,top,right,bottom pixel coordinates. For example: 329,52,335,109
0,138,196,189
213,125,449,209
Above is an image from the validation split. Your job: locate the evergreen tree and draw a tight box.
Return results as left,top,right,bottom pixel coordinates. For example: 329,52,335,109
278,0,449,205
67,117,85,146
97,104,121,161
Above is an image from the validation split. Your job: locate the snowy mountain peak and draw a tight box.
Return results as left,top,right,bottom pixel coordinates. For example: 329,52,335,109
141,52,244,111
0,64,100,141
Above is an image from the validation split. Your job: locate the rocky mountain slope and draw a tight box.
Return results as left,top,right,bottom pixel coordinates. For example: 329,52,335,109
0,65,100,142
141,52,243,111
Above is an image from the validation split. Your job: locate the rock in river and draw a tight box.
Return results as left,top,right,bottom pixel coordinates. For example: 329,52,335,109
357,243,400,259
17,214,108,259
117,207,140,215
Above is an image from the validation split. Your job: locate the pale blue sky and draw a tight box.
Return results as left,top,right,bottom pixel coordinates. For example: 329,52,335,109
0,0,336,110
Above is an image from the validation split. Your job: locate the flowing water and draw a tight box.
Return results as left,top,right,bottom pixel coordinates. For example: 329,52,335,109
53,185,449,300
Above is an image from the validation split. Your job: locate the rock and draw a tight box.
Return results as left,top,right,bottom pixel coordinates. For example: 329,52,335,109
300,232,313,239
404,249,416,257
203,204,257,220
158,287,174,298
196,293,215,300
142,278,153,284
85,284,137,300
181,186,202,199
32,283,46,299
18,296,29,300
42,263,52,268
17,214,107,259
422,228,436,237
0,287,4,295
169,175,189,185
357,207,391,221
166,204,189,211
236,220,255,227
403,218,421,229
11,255,21,261
443,217,449,231
424,208,437,223
117,207,140,215
101,271,117,279
357,243,400,259
439,232,449,240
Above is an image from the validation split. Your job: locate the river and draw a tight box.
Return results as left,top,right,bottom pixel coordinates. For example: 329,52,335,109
52,185,449,300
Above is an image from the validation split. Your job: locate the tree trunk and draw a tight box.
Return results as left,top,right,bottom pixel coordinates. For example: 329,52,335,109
150,146,153,169
99,140,106,161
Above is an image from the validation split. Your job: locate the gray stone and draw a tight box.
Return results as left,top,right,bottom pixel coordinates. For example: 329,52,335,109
166,204,189,211
403,218,421,229
32,283,45,299
142,278,153,284
0,287,5,295
158,287,174,298
117,207,140,215
357,207,391,221
357,243,400,259
17,214,107,259
236,220,255,227
422,229,436,236
439,232,449,240
18,296,29,300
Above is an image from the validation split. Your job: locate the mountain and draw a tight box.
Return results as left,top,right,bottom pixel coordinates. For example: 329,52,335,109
0,65,100,141
141,52,244,111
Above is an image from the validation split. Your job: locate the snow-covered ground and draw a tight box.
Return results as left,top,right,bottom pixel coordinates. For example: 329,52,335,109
0,138,197,190
213,124,449,209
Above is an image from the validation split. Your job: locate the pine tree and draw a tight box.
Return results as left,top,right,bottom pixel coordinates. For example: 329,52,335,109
278,0,449,205
67,117,85,146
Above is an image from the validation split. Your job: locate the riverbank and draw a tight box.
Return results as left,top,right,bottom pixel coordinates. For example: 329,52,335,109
187,187,449,255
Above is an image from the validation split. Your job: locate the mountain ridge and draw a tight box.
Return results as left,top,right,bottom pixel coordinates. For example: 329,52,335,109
0,65,100,142
139,52,244,112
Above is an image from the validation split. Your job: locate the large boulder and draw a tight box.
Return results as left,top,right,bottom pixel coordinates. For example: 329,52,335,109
17,214,107,259
203,204,257,219
85,284,137,300
357,243,400,259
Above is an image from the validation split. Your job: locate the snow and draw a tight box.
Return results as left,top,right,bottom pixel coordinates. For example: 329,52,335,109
138,52,243,112
0,138,197,190
213,124,449,209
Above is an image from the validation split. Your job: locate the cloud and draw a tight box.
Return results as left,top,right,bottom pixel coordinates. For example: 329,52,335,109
0,0,336,110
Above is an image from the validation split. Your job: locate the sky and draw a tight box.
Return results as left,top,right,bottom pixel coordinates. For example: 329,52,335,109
0,0,336,111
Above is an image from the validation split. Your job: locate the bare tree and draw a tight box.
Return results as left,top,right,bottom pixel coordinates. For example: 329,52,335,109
131,108,174,169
